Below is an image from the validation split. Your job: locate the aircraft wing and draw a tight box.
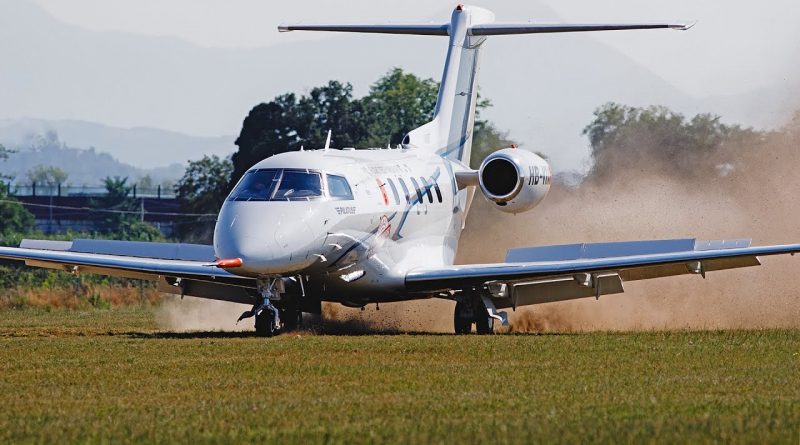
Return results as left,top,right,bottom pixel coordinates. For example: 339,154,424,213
406,239,800,308
0,239,258,305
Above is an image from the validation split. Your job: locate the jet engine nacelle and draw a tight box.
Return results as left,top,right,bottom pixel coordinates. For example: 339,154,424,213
478,148,551,214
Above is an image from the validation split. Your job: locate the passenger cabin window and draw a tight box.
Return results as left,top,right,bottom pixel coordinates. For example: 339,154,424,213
386,178,401,205
409,177,423,203
420,177,433,203
397,178,411,204
327,174,354,200
433,181,443,203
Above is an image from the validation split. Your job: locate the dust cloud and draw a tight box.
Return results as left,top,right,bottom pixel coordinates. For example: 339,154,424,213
457,112,800,332
155,295,252,332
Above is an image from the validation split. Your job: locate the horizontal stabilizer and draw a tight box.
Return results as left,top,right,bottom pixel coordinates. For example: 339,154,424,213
470,22,694,36
278,23,449,36
277,21,693,37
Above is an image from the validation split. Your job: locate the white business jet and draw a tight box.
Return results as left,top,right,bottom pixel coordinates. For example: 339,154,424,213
2,5,797,336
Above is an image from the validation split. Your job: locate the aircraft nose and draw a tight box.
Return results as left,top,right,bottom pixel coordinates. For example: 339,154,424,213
214,202,277,270
213,201,326,275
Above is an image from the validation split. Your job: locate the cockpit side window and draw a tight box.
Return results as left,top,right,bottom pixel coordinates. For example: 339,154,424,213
327,174,354,200
228,169,279,201
274,170,323,200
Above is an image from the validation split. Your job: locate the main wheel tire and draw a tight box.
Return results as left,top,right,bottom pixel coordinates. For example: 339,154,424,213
280,304,302,332
255,310,278,337
453,300,472,335
474,314,495,335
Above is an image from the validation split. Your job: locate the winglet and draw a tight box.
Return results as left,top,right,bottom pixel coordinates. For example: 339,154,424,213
674,21,697,31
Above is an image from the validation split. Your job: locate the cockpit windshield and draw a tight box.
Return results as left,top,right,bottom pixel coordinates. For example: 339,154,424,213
228,168,350,202
228,169,280,201
274,170,322,200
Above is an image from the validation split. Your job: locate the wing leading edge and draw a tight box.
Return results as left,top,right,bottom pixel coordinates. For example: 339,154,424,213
406,240,800,308
0,240,258,305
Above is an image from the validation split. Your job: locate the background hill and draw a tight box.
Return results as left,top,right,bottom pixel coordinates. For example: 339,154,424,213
0,118,233,169
0,128,182,187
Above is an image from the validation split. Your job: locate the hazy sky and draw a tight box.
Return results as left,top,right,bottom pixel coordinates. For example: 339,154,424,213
32,0,800,97
8,0,797,171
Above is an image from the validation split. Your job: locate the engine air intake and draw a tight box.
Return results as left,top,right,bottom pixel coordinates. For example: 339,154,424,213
481,158,519,198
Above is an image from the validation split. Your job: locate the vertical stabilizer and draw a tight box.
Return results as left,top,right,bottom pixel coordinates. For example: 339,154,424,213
402,5,495,166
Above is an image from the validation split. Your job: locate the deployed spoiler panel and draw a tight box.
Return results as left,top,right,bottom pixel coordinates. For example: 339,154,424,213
505,239,750,263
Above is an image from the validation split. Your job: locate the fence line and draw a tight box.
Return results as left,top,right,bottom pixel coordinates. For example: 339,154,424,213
9,183,176,199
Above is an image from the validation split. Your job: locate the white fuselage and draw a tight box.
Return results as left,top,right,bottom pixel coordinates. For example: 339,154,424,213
213,148,474,304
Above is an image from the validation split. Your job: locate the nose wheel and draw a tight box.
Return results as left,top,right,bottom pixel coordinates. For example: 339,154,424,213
255,306,280,337
238,278,282,337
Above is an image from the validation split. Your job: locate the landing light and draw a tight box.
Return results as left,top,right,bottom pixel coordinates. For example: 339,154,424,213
340,269,366,283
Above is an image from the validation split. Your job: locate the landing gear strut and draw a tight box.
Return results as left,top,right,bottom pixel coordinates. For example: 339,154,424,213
453,290,495,335
237,279,282,337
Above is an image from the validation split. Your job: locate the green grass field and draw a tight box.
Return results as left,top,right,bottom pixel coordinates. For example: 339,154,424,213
1,307,798,444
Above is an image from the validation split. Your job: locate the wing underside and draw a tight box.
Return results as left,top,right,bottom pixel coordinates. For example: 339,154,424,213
406,239,800,309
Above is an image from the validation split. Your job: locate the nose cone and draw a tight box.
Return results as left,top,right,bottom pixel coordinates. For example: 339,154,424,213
213,201,324,276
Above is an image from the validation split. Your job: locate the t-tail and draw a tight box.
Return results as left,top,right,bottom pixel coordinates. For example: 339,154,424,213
279,4,693,166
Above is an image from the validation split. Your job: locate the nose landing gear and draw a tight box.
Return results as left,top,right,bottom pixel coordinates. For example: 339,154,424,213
237,278,282,337
239,278,307,337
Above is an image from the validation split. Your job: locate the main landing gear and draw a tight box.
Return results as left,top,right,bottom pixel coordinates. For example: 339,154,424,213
454,290,496,335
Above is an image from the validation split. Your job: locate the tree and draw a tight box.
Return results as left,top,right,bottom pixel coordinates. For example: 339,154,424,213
230,93,303,188
360,68,439,147
137,174,154,191
90,177,162,241
296,80,367,150
230,68,501,187
26,165,68,195
0,144,35,237
583,102,764,181
91,177,136,234
175,155,233,242
470,121,516,169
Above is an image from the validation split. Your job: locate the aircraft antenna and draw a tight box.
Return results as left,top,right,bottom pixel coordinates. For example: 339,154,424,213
324,130,332,151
